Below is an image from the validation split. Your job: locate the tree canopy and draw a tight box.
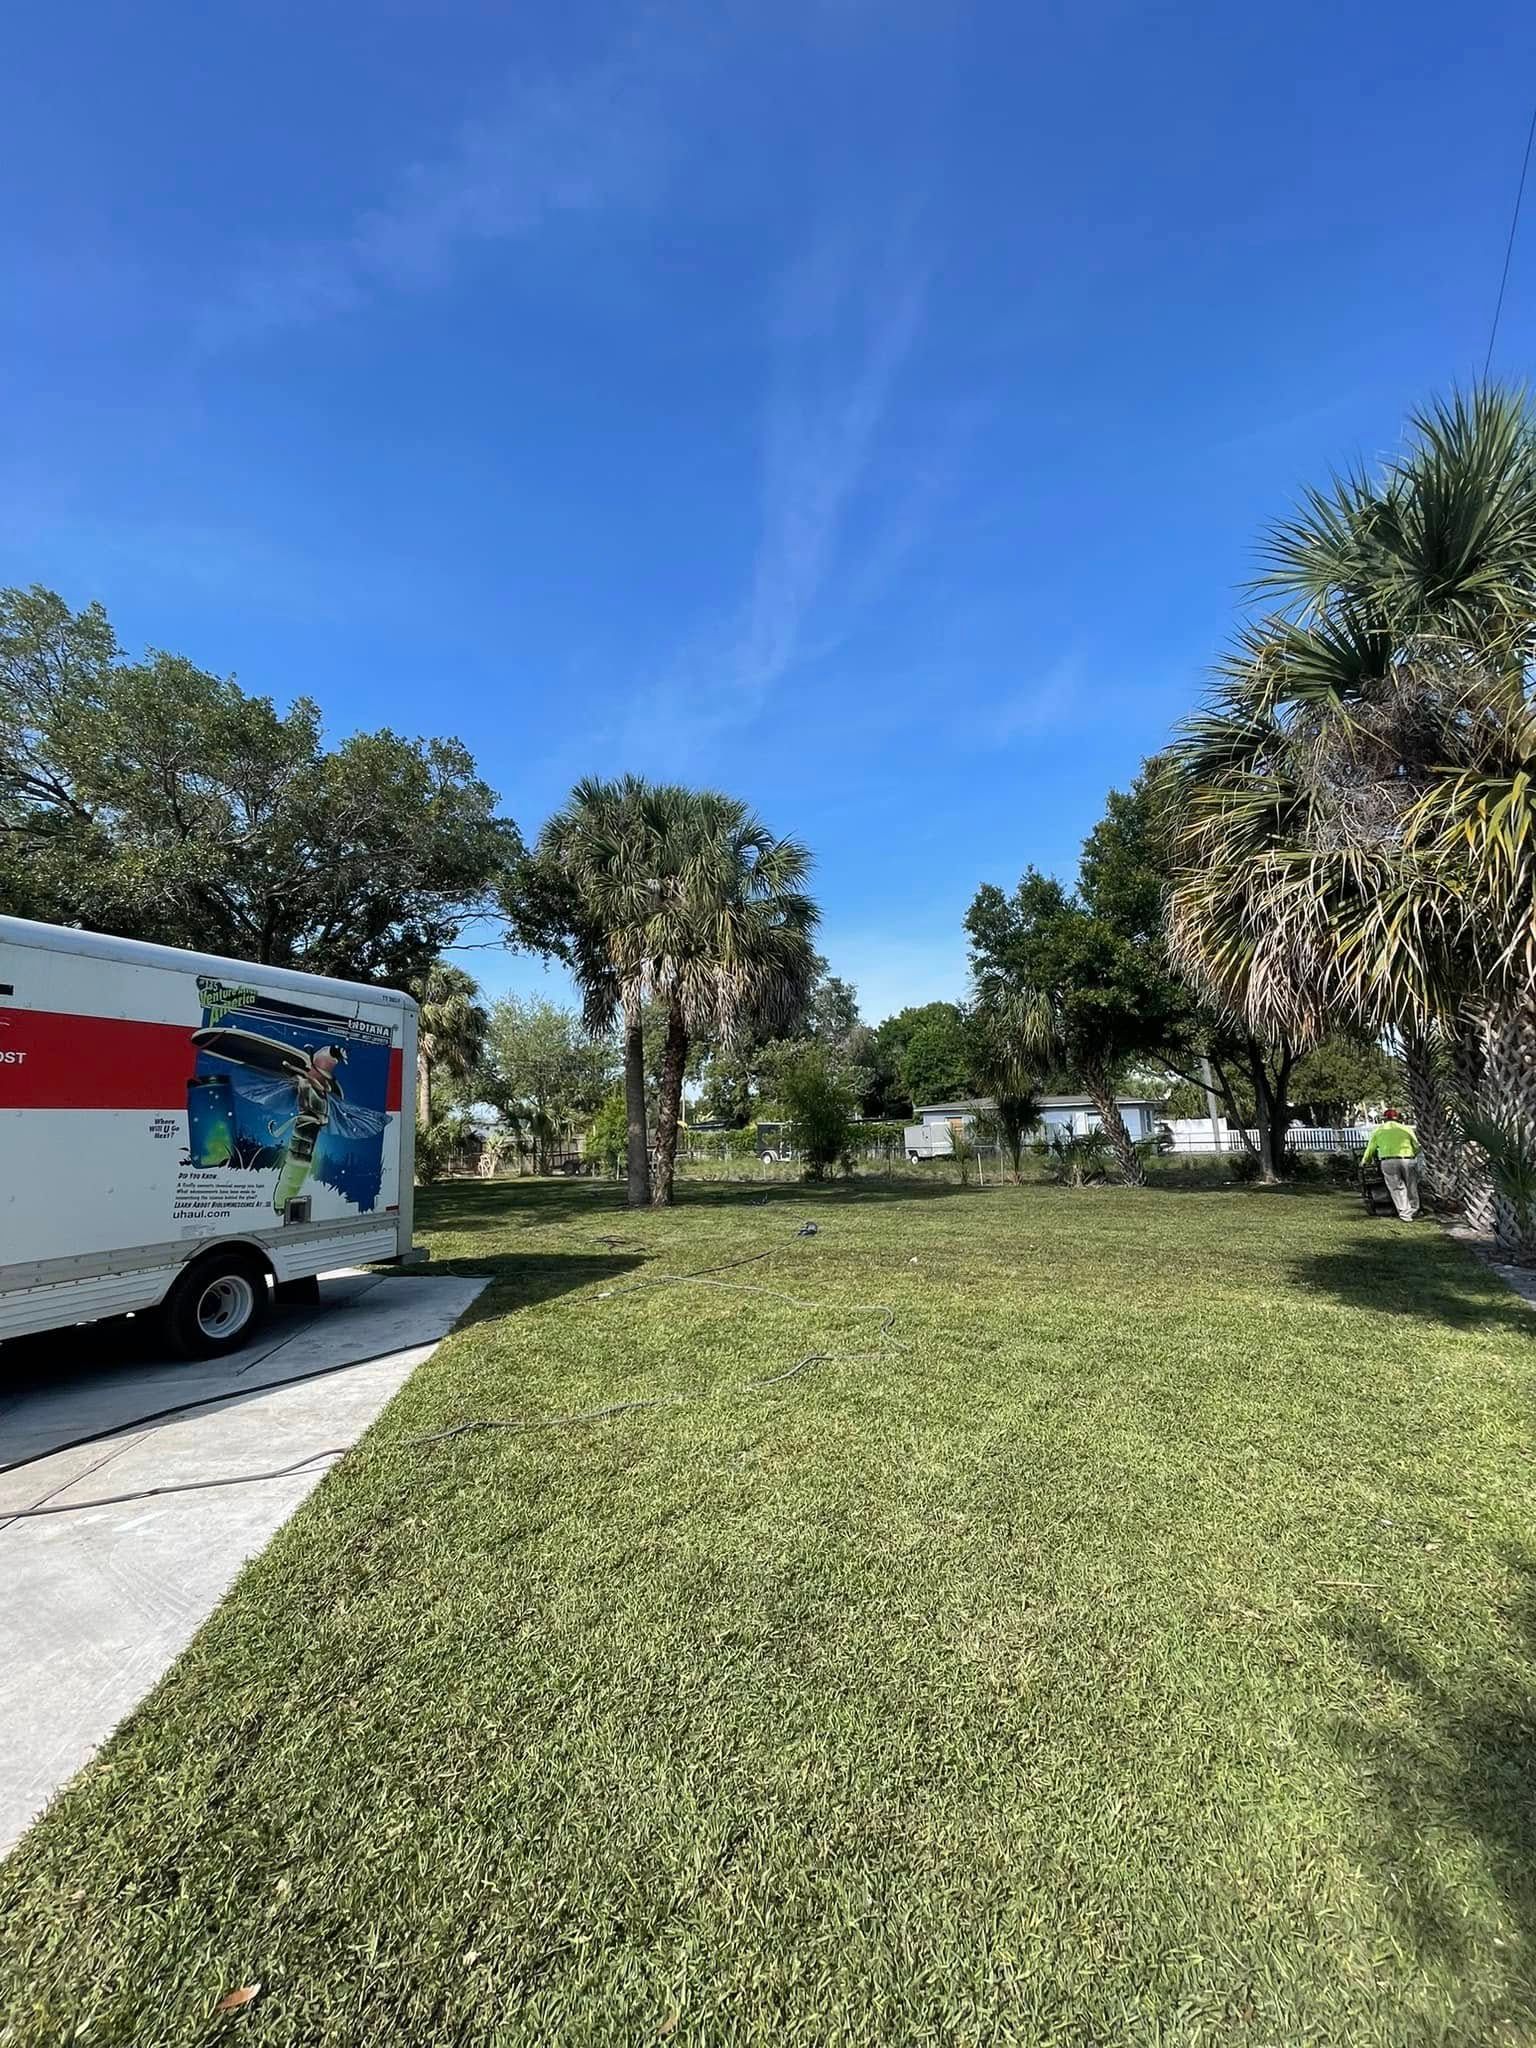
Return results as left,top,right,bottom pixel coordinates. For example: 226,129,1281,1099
480,996,616,1170
967,871,1182,1079
866,1002,973,1116
1,586,517,985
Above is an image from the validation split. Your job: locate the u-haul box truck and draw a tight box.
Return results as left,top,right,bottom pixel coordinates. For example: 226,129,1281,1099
0,916,421,1358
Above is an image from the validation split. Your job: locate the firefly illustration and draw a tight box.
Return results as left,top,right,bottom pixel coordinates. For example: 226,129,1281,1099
190,1028,383,1215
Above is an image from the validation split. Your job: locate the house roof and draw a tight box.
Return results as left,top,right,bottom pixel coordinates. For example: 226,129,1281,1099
915,1094,1163,1116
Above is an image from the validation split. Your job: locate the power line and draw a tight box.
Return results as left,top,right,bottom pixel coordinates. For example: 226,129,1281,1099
1485,96,1536,380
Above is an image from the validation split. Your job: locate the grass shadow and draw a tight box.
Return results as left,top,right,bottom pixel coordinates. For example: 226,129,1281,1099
429,1251,644,1330
0,1256,640,1466
673,1175,975,1206
1322,1562,1536,1989
1143,1160,1360,1197
1290,1241,1536,1338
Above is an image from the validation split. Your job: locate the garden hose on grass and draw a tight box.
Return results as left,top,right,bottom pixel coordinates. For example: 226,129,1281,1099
3,1225,905,1520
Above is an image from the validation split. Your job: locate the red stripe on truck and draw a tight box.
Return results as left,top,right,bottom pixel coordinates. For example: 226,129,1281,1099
0,1008,196,1109
1,1008,406,1113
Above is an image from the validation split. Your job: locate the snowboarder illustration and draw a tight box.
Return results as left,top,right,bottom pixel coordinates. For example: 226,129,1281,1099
189,1028,380,1214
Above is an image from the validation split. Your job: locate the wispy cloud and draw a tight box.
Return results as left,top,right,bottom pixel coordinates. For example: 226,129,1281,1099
985,652,1199,752
200,52,667,344
618,226,943,767
988,656,1083,743
737,249,928,698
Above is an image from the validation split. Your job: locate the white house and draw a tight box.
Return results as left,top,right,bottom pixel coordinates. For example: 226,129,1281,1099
905,1094,1164,1159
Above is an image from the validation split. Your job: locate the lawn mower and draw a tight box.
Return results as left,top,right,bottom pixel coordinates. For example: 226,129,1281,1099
1358,1156,1397,1217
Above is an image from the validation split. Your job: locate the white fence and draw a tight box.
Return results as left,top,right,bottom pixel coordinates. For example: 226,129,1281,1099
1165,1121,1369,1155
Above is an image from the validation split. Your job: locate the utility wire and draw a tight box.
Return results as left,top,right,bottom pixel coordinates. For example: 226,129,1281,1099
1485,96,1536,379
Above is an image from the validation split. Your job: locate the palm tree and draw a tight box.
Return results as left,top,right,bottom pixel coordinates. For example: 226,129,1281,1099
644,792,819,1207
998,983,1146,1185
531,776,685,1208
1258,394,1536,1248
1384,721,1536,1249
410,961,488,1131
1164,695,1314,1181
1166,667,1507,1206
969,1008,1045,1182
1169,387,1536,1242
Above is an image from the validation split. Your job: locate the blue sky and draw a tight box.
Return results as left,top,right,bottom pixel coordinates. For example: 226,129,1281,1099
5,1,1534,1020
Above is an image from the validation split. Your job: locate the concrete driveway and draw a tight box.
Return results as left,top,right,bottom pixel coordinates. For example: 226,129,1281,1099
0,1269,485,1857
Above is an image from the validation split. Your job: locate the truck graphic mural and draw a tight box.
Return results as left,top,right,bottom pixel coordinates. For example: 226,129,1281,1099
186,979,393,1214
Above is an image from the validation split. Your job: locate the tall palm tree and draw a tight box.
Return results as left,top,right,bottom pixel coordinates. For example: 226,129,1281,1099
1253,393,1536,1248
1383,719,1536,1249
532,776,688,1208
1161,699,1317,1181
1167,669,1500,1209
645,792,819,1207
1169,386,1536,1242
410,961,488,1131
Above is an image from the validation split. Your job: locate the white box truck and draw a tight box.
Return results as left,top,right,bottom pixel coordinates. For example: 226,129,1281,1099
0,916,421,1358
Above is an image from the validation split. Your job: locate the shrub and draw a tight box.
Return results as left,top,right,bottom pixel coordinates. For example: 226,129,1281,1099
1458,1105,1536,1249
415,1117,465,1184
1043,1129,1109,1187
1285,1152,1360,1186
948,1120,977,1186
586,1090,627,1176
1228,1150,1262,1184
775,1046,855,1182
479,1124,520,1179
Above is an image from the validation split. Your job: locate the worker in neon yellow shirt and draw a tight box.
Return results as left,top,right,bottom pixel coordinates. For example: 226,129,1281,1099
1362,1108,1421,1221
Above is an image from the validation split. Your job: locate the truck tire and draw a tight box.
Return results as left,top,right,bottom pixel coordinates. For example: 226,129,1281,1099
161,1251,272,1360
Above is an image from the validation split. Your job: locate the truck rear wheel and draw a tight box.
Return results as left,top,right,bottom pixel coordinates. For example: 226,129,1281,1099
162,1252,271,1360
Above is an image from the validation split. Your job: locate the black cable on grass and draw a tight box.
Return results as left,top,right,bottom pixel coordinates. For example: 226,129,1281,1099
0,1336,425,1483
0,1259,735,1493
593,1243,784,1299
5,1229,904,1521
6,1398,691,1519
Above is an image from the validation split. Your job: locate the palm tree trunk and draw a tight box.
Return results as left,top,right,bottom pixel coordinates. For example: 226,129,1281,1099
1082,1064,1144,1186
623,1000,650,1209
650,1004,689,1207
1453,1008,1498,1235
1478,996,1536,1259
417,1050,432,1132
1400,1027,1459,1213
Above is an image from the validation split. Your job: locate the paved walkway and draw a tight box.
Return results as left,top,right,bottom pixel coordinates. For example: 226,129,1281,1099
0,1270,484,1856
1441,1218,1536,1309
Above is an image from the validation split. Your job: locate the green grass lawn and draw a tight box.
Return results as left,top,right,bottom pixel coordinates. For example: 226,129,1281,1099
5,1174,1536,2045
